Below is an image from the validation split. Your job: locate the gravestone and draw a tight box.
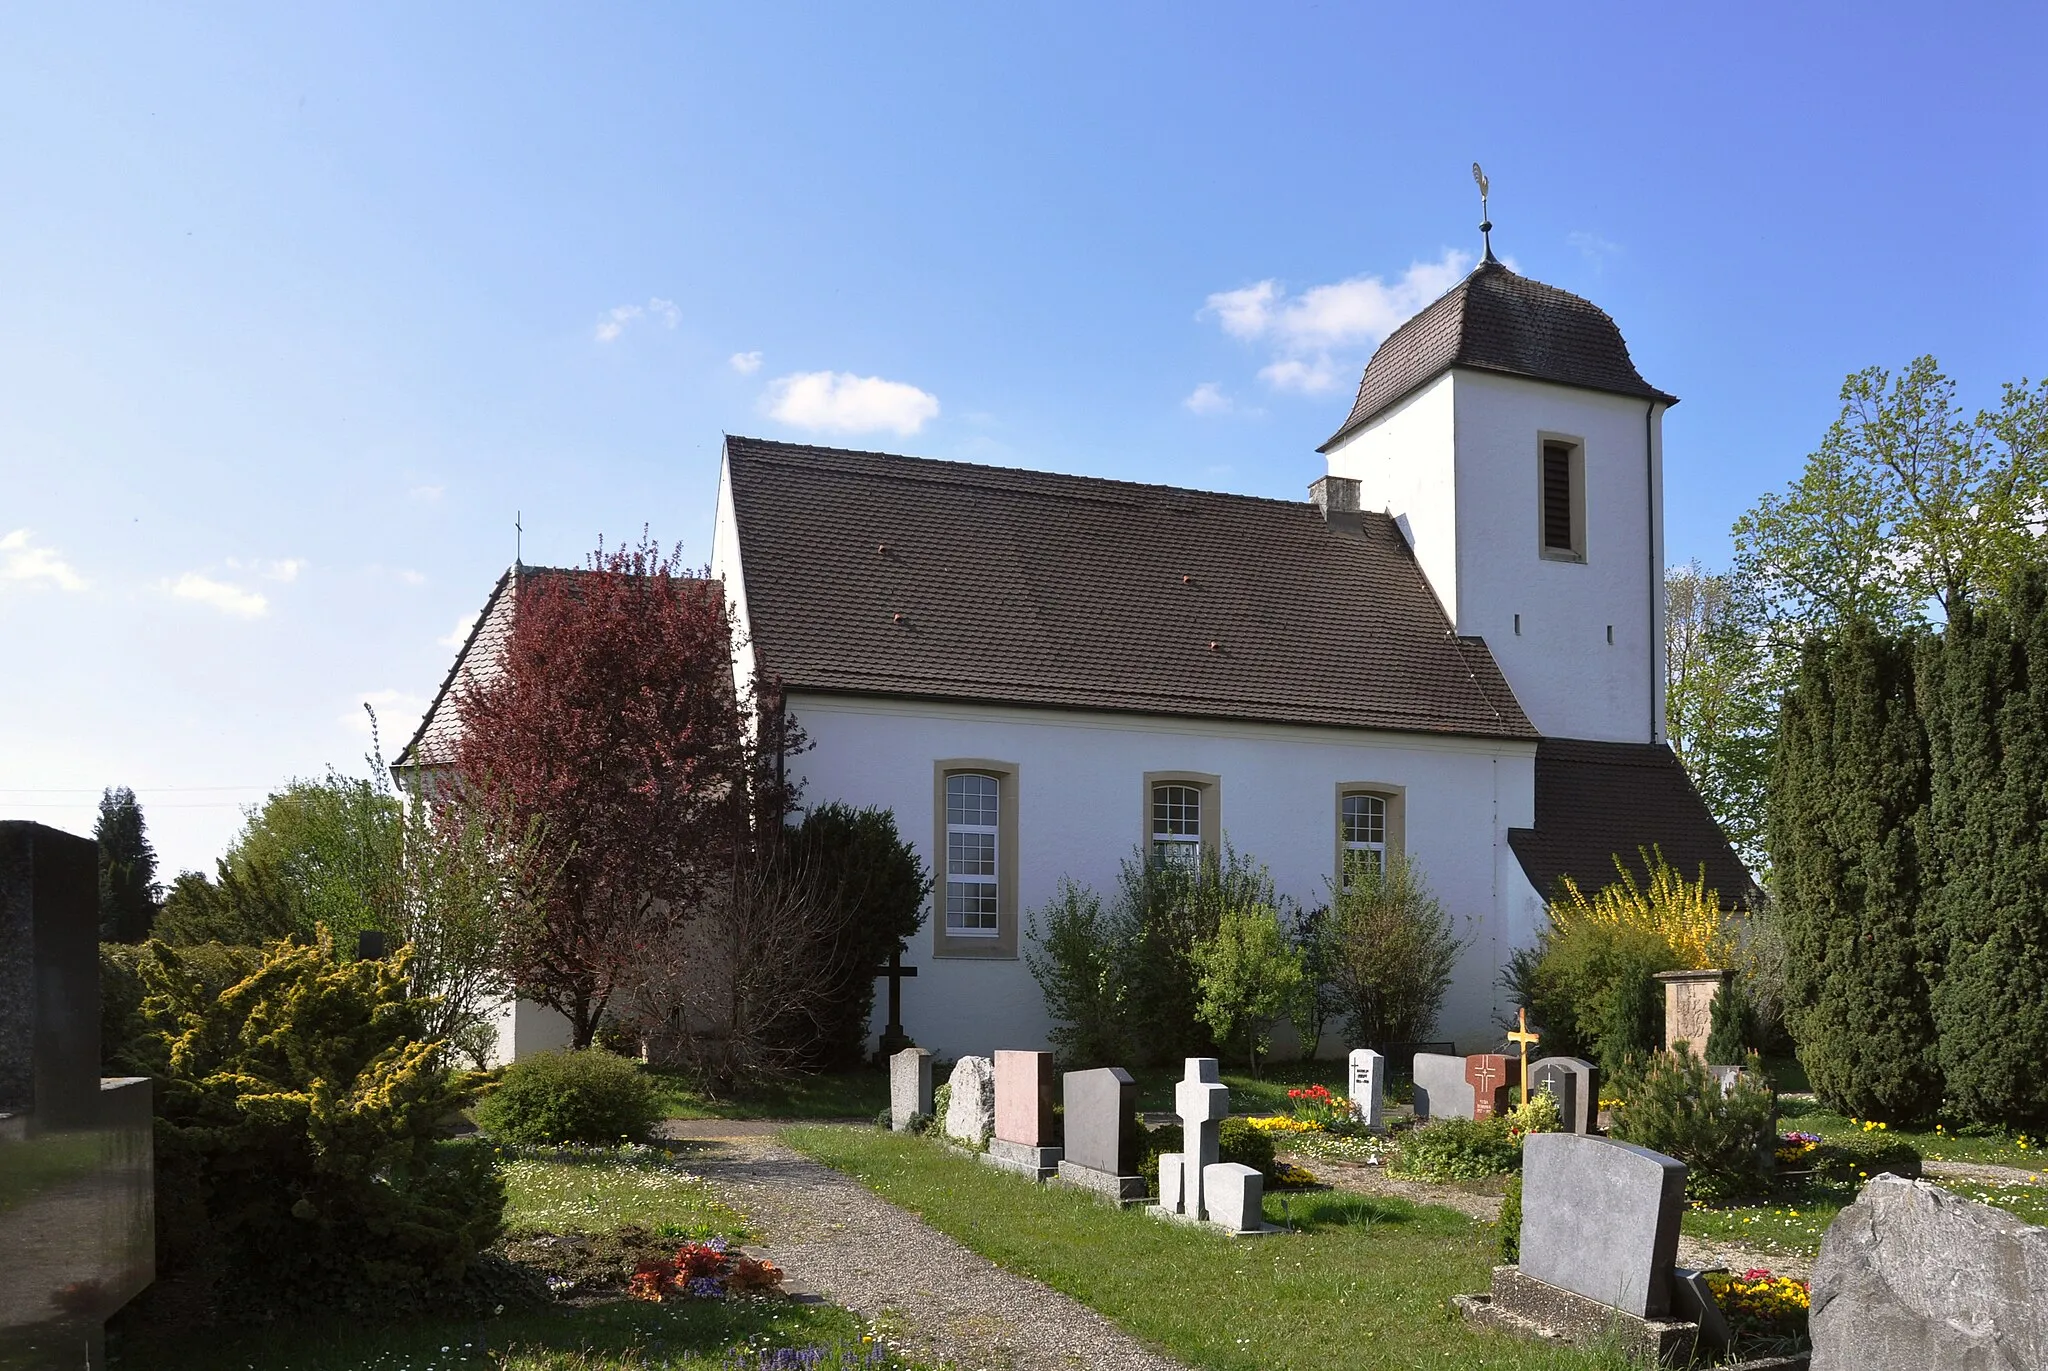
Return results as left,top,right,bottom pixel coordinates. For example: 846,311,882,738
1,822,155,1369
1520,1133,1687,1317
1200,1162,1269,1234
944,1055,995,1147
986,1049,1061,1178
1653,969,1727,1059
1810,1174,2048,1370
1056,1067,1143,1201
1529,1057,1599,1134
1464,1054,1513,1120
888,1047,932,1132
1346,1048,1384,1131
1152,1057,1229,1225
1412,1052,1474,1121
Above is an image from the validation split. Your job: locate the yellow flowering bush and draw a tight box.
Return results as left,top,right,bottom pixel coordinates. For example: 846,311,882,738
1546,847,1735,970
1247,1114,1320,1135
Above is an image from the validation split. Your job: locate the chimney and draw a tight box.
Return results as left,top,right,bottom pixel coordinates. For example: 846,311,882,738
1309,476,1363,533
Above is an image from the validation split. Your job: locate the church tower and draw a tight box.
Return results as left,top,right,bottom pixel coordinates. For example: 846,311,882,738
1317,258,1675,745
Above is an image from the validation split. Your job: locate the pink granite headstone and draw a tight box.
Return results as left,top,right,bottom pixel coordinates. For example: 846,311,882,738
993,1049,1056,1146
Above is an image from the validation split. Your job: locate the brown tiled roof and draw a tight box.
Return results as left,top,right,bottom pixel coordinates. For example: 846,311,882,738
724,437,1537,741
1320,260,1678,451
1507,738,1755,908
394,567,522,770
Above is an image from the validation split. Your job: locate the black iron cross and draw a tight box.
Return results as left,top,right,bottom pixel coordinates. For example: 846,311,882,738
872,946,918,1056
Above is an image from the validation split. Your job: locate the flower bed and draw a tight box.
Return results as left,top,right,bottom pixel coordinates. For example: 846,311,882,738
1704,1267,1810,1354
628,1239,786,1302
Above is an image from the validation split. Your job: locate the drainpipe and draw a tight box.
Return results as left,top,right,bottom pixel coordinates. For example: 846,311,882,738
1646,400,1659,744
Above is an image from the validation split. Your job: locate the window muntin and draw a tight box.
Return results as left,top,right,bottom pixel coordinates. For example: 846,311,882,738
1152,782,1203,869
1341,791,1388,883
1542,442,1575,552
945,773,1000,935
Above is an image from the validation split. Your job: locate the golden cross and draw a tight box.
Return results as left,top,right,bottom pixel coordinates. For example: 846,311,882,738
1508,1007,1541,1104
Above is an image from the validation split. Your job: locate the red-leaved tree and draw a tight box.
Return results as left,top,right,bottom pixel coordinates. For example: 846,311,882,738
455,535,755,1048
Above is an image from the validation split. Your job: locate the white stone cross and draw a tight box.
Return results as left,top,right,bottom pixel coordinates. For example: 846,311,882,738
1174,1057,1230,1221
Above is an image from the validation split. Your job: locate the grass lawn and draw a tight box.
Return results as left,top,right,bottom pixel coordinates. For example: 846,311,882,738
1778,1095,2047,1169
1682,1171,2048,1262
785,1124,1652,1371
648,1067,888,1121
501,1145,754,1237
1125,1057,1353,1116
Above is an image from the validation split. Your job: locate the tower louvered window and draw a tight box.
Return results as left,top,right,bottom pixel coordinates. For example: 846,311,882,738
1543,443,1575,552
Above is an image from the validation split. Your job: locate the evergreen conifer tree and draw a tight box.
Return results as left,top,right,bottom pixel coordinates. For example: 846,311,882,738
95,786,159,943
1704,975,1751,1065
1919,573,2048,1128
1769,625,1942,1122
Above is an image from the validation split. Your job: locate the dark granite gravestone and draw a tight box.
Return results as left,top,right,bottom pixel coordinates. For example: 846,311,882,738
0,822,156,1370
1464,1054,1514,1120
1530,1056,1600,1134
1056,1067,1143,1201
1411,1051,1474,1121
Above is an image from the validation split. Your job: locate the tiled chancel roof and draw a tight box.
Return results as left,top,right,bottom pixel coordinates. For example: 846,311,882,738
1507,738,1756,908
1320,260,1679,452
723,437,1537,742
393,567,522,770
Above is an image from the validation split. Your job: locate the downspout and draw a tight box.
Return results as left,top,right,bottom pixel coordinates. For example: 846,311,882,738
1646,400,1659,744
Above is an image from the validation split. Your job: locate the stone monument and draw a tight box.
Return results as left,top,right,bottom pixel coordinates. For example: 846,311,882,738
1653,969,1727,1059
1529,1057,1599,1135
1346,1048,1384,1130
943,1055,995,1147
1055,1067,1143,1202
1464,1053,1513,1120
1149,1057,1274,1235
888,1046,932,1132
0,822,155,1369
986,1049,1061,1178
1411,1051,1474,1121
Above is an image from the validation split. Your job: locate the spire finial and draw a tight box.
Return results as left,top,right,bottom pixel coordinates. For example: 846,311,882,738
1471,162,1497,263
515,510,523,568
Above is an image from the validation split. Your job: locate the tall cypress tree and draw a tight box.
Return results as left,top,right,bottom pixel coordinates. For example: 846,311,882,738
1770,625,1942,1122
96,786,159,943
1921,574,2048,1128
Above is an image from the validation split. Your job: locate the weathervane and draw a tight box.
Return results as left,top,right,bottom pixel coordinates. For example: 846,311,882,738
1472,162,1496,263
515,510,523,568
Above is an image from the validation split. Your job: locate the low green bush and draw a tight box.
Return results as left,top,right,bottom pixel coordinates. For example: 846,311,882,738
932,1080,953,1128
1811,1134,1922,1183
1219,1116,1278,1184
1392,1117,1521,1180
474,1049,662,1146
1139,1121,1183,1195
1499,1172,1523,1263
1610,1051,1776,1203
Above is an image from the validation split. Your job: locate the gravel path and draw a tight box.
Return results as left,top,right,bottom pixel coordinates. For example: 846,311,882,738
662,1127,1190,1371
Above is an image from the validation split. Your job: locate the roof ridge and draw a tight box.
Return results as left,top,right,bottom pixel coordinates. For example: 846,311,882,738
394,566,515,769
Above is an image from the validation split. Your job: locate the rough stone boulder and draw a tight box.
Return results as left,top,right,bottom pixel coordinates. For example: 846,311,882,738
1811,1173,2048,1370
943,1055,995,1147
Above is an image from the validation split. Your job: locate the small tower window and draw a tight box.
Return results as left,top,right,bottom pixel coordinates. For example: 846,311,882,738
1539,439,1585,561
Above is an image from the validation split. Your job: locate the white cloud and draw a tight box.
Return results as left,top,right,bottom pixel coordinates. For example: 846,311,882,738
763,371,940,437
1202,250,1471,396
166,572,268,619
594,298,680,342
224,557,303,583
0,529,88,592
346,689,428,737
439,610,479,648
397,569,426,587
1183,382,1234,415
409,483,445,502
729,350,764,375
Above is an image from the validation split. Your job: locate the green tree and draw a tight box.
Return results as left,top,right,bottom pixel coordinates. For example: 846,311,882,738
95,785,159,943
1324,852,1464,1048
1917,573,2048,1128
1025,879,1128,1066
1665,561,1775,870
1190,901,1305,1073
223,769,403,945
1770,624,1942,1123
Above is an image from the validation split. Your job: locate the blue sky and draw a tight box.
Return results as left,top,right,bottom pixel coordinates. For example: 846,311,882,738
3,4,2043,874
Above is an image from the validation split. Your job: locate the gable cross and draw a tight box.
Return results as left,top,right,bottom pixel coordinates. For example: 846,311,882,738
1508,1007,1542,1104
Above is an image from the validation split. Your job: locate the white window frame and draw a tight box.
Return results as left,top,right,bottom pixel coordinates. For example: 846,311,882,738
1151,782,1204,870
944,772,1000,937
1340,791,1388,885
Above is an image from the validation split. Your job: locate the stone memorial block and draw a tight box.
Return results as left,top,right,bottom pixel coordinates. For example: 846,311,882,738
1669,1267,1730,1352
944,1055,995,1146
1057,1067,1143,1201
1412,1052,1474,1121
1157,1153,1187,1213
1200,1162,1270,1235
1653,969,1727,1059
1464,1054,1513,1120
889,1047,932,1132
1530,1057,1599,1135
1346,1048,1384,1130
987,1050,1061,1177
1173,1057,1229,1221
1810,1175,2048,1371
1519,1133,1687,1318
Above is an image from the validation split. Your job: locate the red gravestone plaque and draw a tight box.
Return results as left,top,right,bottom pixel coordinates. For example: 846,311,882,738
1465,1054,1513,1120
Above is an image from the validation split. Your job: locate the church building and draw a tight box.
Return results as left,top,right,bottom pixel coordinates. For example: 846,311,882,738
402,254,1748,1062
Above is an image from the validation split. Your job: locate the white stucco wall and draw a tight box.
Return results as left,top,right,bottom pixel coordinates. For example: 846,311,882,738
1327,369,1666,746
785,691,1542,1062
709,452,758,700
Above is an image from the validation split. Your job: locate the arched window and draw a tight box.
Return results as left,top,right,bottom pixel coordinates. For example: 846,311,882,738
1152,782,1203,869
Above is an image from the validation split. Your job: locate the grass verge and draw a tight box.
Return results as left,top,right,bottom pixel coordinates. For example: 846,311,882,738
1778,1096,2047,1170
1682,1172,2048,1260
501,1144,753,1237
784,1123,1653,1371
648,1068,888,1122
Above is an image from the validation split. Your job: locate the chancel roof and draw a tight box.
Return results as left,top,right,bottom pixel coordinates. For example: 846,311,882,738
1320,259,1678,452
723,436,1536,741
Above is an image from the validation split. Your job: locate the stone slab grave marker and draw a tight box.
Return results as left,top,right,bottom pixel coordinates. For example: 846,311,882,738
1152,1057,1229,1223
1465,1053,1513,1121
1529,1057,1599,1135
1346,1048,1384,1130
944,1055,994,1147
1056,1067,1144,1202
986,1049,1061,1178
1411,1051,1475,1121
888,1047,932,1132
1,822,156,1369
1653,969,1727,1059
